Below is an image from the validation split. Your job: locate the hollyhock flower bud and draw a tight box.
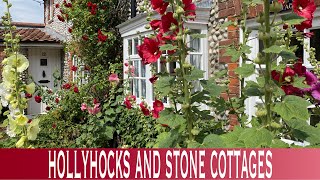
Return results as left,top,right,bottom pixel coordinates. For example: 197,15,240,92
176,6,185,15
34,95,42,103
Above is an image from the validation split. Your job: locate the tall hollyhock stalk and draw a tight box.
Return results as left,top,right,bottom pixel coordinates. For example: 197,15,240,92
1,0,39,147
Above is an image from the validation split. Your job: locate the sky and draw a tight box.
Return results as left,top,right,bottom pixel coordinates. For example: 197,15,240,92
0,0,44,23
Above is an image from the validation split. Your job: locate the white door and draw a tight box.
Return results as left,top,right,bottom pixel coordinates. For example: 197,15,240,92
27,48,61,115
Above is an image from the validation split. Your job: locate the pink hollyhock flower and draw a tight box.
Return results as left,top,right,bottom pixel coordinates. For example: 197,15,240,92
149,76,158,84
71,65,77,71
108,73,119,83
153,99,164,112
34,95,42,103
88,103,101,115
137,37,162,65
183,0,196,20
140,102,150,116
81,103,87,111
98,29,108,42
74,86,79,93
151,0,169,15
124,95,136,109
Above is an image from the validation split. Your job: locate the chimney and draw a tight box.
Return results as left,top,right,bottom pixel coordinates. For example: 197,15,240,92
131,0,137,18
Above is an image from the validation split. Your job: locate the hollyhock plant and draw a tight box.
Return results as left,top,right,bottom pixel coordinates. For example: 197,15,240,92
293,0,316,31
108,73,119,83
182,0,196,19
151,0,169,15
159,12,179,40
137,37,162,64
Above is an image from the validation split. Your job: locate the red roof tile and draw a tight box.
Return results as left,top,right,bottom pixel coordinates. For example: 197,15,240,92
0,28,60,43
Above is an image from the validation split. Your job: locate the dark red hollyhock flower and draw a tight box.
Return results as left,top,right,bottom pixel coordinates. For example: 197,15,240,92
282,85,304,96
25,93,32,98
293,59,307,76
90,3,97,15
82,35,89,41
93,98,99,104
68,27,73,33
124,95,136,109
149,76,158,84
57,15,65,22
137,37,162,65
74,86,79,93
62,83,72,89
272,66,295,83
153,99,164,112
55,3,60,8
150,20,162,30
71,65,77,71
27,119,32,123
182,0,196,20
87,1,93,7
55,98,60,103
34,95,42,103
98,29,108,42
65,3,72,8
295,19,313,31
151,0,169,15
52,123,57,129
46,106,51,111
160,12,179,40
140,102,150,116
283,23,289,30
293,0,316,19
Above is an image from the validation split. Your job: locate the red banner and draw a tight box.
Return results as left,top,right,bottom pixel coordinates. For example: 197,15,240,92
0,149,319,179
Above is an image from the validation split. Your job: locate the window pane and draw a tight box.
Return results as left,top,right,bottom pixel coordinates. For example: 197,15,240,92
190,30,201,52
128,39,132,55
129,79,133,94
133,38,139,55
141,62,146,77
190,54,202,69
169,62,176,74
311,29,320,61
134,60,139,77
141,79,146,98
290,36,303,59
134,79,140,98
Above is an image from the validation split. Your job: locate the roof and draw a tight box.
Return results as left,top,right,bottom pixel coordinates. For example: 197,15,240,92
0,22,61,43
0,28,60,43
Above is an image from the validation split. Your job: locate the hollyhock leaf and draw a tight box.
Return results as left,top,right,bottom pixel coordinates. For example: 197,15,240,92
201,78,226,97
279,51,298,60
201,134,226,148
234,63,255,78
191,91,210,104
221,21,234,28
154,129,180,148
281,13,306,25
274,95,312,120
103,126,115,140
190,33,207,39
154,76,174,96
157,109,186,129
187,141,201,148
293,76,310,88
185,68,205,81
238,127,274,148
191,107,213,120
220,126,245,148
159,44,177,51
284,118,320,144
105,108,115,116
263,45,284,54
224,47,241,62
270,139,290,148
245,86,264,96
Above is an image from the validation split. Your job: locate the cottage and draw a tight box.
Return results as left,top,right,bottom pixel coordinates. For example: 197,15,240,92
118,0,320,121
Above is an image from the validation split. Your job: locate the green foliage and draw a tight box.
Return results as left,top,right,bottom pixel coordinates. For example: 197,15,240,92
235,64,256,78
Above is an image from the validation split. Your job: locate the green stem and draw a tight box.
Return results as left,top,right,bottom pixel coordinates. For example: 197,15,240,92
263,0,272,125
